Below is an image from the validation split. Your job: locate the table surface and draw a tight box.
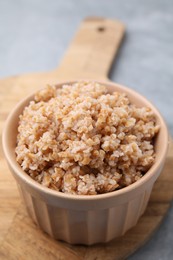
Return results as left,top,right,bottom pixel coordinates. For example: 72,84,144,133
0,0,173,259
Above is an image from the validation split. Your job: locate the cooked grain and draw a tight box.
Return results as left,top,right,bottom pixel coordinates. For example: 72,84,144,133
15,81,159,195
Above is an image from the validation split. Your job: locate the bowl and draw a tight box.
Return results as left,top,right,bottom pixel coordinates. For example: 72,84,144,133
2,80,168,245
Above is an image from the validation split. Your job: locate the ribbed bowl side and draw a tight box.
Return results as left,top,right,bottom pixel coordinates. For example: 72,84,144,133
18,183,153,245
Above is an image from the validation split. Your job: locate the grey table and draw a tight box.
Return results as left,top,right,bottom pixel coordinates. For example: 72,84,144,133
0,0,173,259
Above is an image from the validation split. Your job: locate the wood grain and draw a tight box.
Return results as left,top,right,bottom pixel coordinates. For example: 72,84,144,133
56,17,125,80
0,17,172,260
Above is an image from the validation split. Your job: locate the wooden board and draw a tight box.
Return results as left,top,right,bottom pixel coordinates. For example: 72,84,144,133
0,17,172,260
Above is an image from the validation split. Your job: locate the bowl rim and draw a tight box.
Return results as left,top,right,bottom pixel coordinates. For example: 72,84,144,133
2,80,169,201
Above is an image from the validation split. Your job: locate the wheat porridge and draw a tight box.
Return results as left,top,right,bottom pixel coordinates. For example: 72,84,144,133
15,81,159,195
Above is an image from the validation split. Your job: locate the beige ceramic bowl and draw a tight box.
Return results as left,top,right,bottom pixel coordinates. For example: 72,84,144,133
2,80,168,245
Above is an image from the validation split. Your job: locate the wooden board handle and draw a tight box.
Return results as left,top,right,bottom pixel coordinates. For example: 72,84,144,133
55,17,125,80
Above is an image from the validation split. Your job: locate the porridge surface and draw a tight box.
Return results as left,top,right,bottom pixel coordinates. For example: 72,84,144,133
15,81,159,195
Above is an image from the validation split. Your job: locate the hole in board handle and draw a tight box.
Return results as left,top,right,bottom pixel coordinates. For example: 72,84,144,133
97,26,105,32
